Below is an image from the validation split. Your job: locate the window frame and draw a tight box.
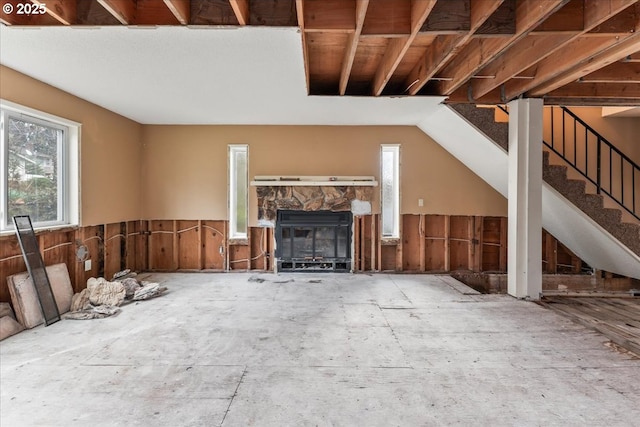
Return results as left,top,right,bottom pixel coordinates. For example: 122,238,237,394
380,144,400,239
228,144,248,240
0,100,80,233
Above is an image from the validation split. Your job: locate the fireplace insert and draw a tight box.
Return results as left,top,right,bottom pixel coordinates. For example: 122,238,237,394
275,210,352,272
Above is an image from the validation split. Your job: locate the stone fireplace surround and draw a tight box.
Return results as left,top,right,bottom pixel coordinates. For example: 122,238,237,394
251,176,377,227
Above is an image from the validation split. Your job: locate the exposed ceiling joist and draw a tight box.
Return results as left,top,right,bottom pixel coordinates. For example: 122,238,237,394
371,0,437,96
420,0,481,34
446,86,502,104
519,32,640,98
230,0,249,26
542,97,640,106
361,0,410,36
97,0,136,25
163,0,189,25
580,61,640,83
339,0,370,95
471,34,573,99
31,0,76,25
546,82,640,99
406,0,505,96
296,0,310,91
585,0,639,31
471,0,638,99
587,2,640,35
2,0,638,105
530,0,583,34
303,0,356,32
435,0,569,96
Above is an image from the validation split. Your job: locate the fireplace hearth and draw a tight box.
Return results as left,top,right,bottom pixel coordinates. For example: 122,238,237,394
275,210,352,272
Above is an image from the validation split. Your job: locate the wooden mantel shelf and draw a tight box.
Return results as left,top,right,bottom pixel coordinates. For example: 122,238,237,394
251,176,378,187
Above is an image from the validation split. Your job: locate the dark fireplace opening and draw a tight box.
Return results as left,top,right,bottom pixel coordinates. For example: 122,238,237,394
275,210,352,272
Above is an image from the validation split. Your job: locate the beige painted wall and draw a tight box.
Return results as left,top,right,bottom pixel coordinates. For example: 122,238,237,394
141,125,507,224
0,66,143,226
568,107,639,164
535,106,639,164
2,66,507,228
498,107,639,164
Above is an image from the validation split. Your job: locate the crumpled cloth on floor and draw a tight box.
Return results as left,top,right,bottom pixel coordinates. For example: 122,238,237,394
63,304,121,320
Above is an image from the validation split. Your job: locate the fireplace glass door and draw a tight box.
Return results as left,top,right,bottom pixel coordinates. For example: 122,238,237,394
276,210,352,272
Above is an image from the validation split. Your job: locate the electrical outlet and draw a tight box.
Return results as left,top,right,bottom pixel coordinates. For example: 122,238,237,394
84,259,92,271
418,198,424,207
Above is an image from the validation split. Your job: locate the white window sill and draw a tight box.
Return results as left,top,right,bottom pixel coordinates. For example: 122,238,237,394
0,223,78,238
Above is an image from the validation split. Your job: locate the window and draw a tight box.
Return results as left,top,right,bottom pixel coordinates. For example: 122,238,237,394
229,144,248,239
381,144,400,238
1,101,79,232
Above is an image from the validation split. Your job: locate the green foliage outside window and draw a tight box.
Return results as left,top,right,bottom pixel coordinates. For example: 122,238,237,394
6,117,61,224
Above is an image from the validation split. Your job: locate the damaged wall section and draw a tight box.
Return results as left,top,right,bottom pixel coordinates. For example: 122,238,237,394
1,214,622,308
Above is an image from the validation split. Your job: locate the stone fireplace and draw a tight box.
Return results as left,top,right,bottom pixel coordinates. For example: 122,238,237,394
251,176,377,272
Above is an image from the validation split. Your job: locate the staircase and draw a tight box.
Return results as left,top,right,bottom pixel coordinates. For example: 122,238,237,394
543,152,640,256
417,104,640,279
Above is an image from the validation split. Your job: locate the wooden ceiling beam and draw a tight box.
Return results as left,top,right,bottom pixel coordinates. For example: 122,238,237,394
544,82,640,99
303,0,355,32
296,0,310,93
97,0,136,24
435,0,569,96
471,34,573,98
31,0,76,25
523,32,640,97
585,0,638,29
588,3,640,35
296,0,304,28
472,0,637,99
163,0,190,25
361,0,410,36
136,0,183,25
420,0,469,33
475,0,515,36
339,0,370,95
530,0,583,34
371,0,437,95
623,52,640,62
446,85,503,104
542,97,640,106
406,0,505,95
229,0,249,25
580,61,640,83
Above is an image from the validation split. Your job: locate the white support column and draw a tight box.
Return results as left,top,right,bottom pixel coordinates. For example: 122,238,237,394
508,98,543,299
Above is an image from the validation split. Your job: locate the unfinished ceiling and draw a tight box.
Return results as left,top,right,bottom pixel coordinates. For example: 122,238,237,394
0,25,449,125
1,0,639,107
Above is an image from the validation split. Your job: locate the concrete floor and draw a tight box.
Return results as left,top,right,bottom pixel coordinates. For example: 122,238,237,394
1,273,639,427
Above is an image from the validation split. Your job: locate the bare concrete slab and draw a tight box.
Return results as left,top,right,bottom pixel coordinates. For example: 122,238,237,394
1,273,639,426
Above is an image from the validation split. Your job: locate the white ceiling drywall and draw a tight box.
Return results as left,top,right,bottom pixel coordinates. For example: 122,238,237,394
0,25,444,125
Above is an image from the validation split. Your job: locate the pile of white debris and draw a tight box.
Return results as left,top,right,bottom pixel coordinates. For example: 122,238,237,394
2,265,168,341
65,271,167,320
